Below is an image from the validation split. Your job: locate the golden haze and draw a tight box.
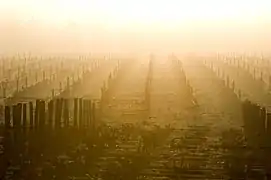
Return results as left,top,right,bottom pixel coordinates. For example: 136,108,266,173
0,0,271,54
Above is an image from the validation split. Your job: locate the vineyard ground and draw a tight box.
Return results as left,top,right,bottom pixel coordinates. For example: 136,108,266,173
0,58,268,179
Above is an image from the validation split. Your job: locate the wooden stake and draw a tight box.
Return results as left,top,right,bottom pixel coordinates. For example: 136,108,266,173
59,98,64,127
34,100,40,129
79,98,83,128
83,100,88,127
54,99,60,129
63,99,69,128
73,98,78,128
88,100,92,128
47,100,54,129
92,102,96,127
29,102,34,129
259,107,266,147
17,103,22,129
266,113,271,147
22,103,27,129
39,101,45,130
12,105,17,129
4,105,11,129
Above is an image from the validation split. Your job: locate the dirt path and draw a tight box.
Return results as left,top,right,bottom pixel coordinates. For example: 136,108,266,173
102,58,149,124
148,58,195,127
137,58,243,179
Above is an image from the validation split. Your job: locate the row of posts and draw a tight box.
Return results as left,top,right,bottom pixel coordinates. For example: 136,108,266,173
173,57,194,98
56,58,104,99
204,60,242,99
242,100,271,148
100,61,120,106
0,59,64,97
4,98,97,130
222,56,271,90
220,54,265,70
216,56,271,148
0,57,97,98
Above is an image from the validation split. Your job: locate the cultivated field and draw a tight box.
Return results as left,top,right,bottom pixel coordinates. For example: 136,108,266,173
0,53,270,179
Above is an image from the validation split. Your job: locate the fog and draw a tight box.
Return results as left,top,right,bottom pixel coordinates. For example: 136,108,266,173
1,0,271,55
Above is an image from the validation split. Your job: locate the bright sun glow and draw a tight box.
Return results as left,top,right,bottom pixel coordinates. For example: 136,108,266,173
1,0,271,29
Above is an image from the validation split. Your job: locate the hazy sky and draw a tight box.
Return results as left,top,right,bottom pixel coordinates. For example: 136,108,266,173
1,0,271,54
